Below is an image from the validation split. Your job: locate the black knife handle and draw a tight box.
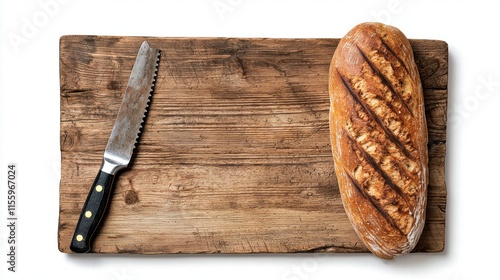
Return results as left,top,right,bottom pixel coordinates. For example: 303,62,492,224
70,170,115,253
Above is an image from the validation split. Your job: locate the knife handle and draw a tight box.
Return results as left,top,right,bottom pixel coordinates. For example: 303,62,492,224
70,170,115,253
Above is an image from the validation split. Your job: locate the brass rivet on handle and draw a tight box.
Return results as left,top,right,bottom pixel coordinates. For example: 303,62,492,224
76,234,83,242
96,185,103,192
85,211,92,218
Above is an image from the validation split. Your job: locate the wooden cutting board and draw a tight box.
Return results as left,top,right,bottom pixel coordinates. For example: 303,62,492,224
58,35,448,254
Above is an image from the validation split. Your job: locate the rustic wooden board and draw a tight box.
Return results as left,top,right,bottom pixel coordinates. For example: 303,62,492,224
58,36,448,254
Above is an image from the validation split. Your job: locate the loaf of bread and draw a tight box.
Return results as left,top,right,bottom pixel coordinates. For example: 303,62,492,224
329,22,428,259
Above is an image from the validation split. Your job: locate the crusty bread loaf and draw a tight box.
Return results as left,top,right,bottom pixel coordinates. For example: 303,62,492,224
329,22,428,259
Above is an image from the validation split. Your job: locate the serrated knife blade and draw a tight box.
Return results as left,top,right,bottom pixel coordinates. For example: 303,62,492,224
70,41,160,253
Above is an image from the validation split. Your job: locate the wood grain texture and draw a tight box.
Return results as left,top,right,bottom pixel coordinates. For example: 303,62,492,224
58,36,448,254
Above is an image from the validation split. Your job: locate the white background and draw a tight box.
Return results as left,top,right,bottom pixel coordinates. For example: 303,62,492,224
0,0,499,279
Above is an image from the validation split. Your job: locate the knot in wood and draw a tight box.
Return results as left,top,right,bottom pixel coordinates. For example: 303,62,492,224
60,125,79,151
125,190,139,205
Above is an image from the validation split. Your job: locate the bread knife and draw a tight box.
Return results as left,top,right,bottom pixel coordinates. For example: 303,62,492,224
70,41,160,253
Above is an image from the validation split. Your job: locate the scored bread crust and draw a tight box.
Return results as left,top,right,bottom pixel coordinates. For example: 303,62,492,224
329,22,428,259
